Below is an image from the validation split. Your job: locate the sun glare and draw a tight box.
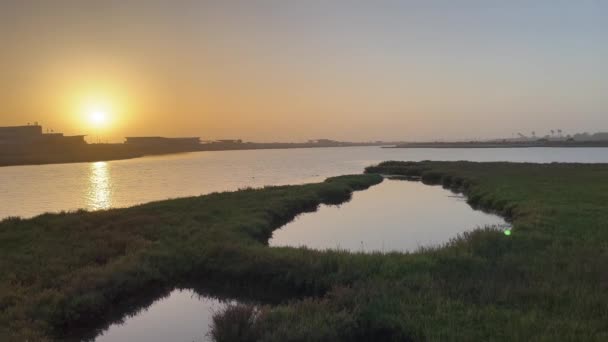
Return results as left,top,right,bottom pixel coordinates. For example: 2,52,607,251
89,110,108,126
84,102,113,128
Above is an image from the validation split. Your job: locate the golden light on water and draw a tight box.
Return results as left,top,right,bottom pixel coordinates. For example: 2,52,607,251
87,161,112,210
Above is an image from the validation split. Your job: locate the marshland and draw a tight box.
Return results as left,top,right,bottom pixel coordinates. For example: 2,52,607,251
2,160,608,341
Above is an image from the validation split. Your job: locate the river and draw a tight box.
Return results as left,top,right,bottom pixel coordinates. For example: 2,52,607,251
1,146,607,219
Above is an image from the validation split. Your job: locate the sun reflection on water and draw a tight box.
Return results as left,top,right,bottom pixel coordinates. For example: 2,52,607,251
87,161,112,210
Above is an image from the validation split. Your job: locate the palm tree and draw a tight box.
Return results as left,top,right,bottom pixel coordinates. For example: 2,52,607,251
558,129,563,138
550,130,555,137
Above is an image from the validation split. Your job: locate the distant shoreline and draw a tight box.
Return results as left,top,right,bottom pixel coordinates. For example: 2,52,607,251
4,140,608,167
0,142,388,167
390,141,608,148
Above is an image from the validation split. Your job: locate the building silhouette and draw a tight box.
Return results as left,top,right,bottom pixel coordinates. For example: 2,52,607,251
0,125,86,145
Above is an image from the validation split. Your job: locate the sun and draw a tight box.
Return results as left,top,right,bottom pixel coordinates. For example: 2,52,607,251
86,105,111,128
89,110,107,125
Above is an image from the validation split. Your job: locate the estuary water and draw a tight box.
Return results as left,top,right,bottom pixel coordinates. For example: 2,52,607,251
1,146,607,219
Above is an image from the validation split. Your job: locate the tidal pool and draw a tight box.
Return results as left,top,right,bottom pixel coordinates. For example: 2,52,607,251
270,178,506,253
91,289,231,342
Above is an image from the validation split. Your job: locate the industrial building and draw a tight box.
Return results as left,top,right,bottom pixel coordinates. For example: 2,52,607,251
0,125,86,145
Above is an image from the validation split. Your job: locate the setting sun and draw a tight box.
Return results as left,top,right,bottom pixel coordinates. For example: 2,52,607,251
81,98,116,130
89,109,108,126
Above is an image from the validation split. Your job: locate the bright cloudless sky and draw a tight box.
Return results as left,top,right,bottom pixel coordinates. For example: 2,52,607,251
1,0,607,142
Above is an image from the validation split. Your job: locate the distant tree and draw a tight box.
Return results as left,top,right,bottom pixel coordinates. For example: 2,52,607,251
558,129,563,138
531,131,536,138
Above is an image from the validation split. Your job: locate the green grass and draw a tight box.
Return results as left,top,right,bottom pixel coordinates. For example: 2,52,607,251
211,161,608,341
3,162,608,341
0,174,382,341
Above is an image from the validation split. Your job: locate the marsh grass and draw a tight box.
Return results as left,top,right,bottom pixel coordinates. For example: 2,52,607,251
210,161,608,341
0,174,382,341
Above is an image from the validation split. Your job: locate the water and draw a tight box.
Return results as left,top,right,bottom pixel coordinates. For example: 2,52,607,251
270,178,506,252
87,180,505,340
92,289,229,342
1,146,607,219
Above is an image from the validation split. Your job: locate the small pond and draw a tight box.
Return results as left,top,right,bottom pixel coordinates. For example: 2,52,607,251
270,178,507,253
90,289,232,342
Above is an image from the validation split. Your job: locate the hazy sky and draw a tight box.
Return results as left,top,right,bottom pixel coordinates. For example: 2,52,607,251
1,1,607,142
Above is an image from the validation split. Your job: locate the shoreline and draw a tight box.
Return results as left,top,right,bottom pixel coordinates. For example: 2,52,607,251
390,141,608,148
0,142,388,168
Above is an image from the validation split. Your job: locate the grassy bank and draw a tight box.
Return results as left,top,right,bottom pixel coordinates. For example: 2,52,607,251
211,161,608,341
3,162,608,341
0,174,382,340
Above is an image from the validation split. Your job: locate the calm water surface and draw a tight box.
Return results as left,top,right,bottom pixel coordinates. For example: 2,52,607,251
270,179,505,252
92,289,230,342
90,179,505,341
1,147,607,219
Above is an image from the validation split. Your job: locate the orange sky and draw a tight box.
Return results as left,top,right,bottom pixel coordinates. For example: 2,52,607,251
1,1,607,142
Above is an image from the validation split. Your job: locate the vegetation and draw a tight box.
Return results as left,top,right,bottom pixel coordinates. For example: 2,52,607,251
212,161,608,341
0,174,382,341
3,161,608,341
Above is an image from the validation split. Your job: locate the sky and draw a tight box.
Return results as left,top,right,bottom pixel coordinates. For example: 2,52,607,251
1,0,607,142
